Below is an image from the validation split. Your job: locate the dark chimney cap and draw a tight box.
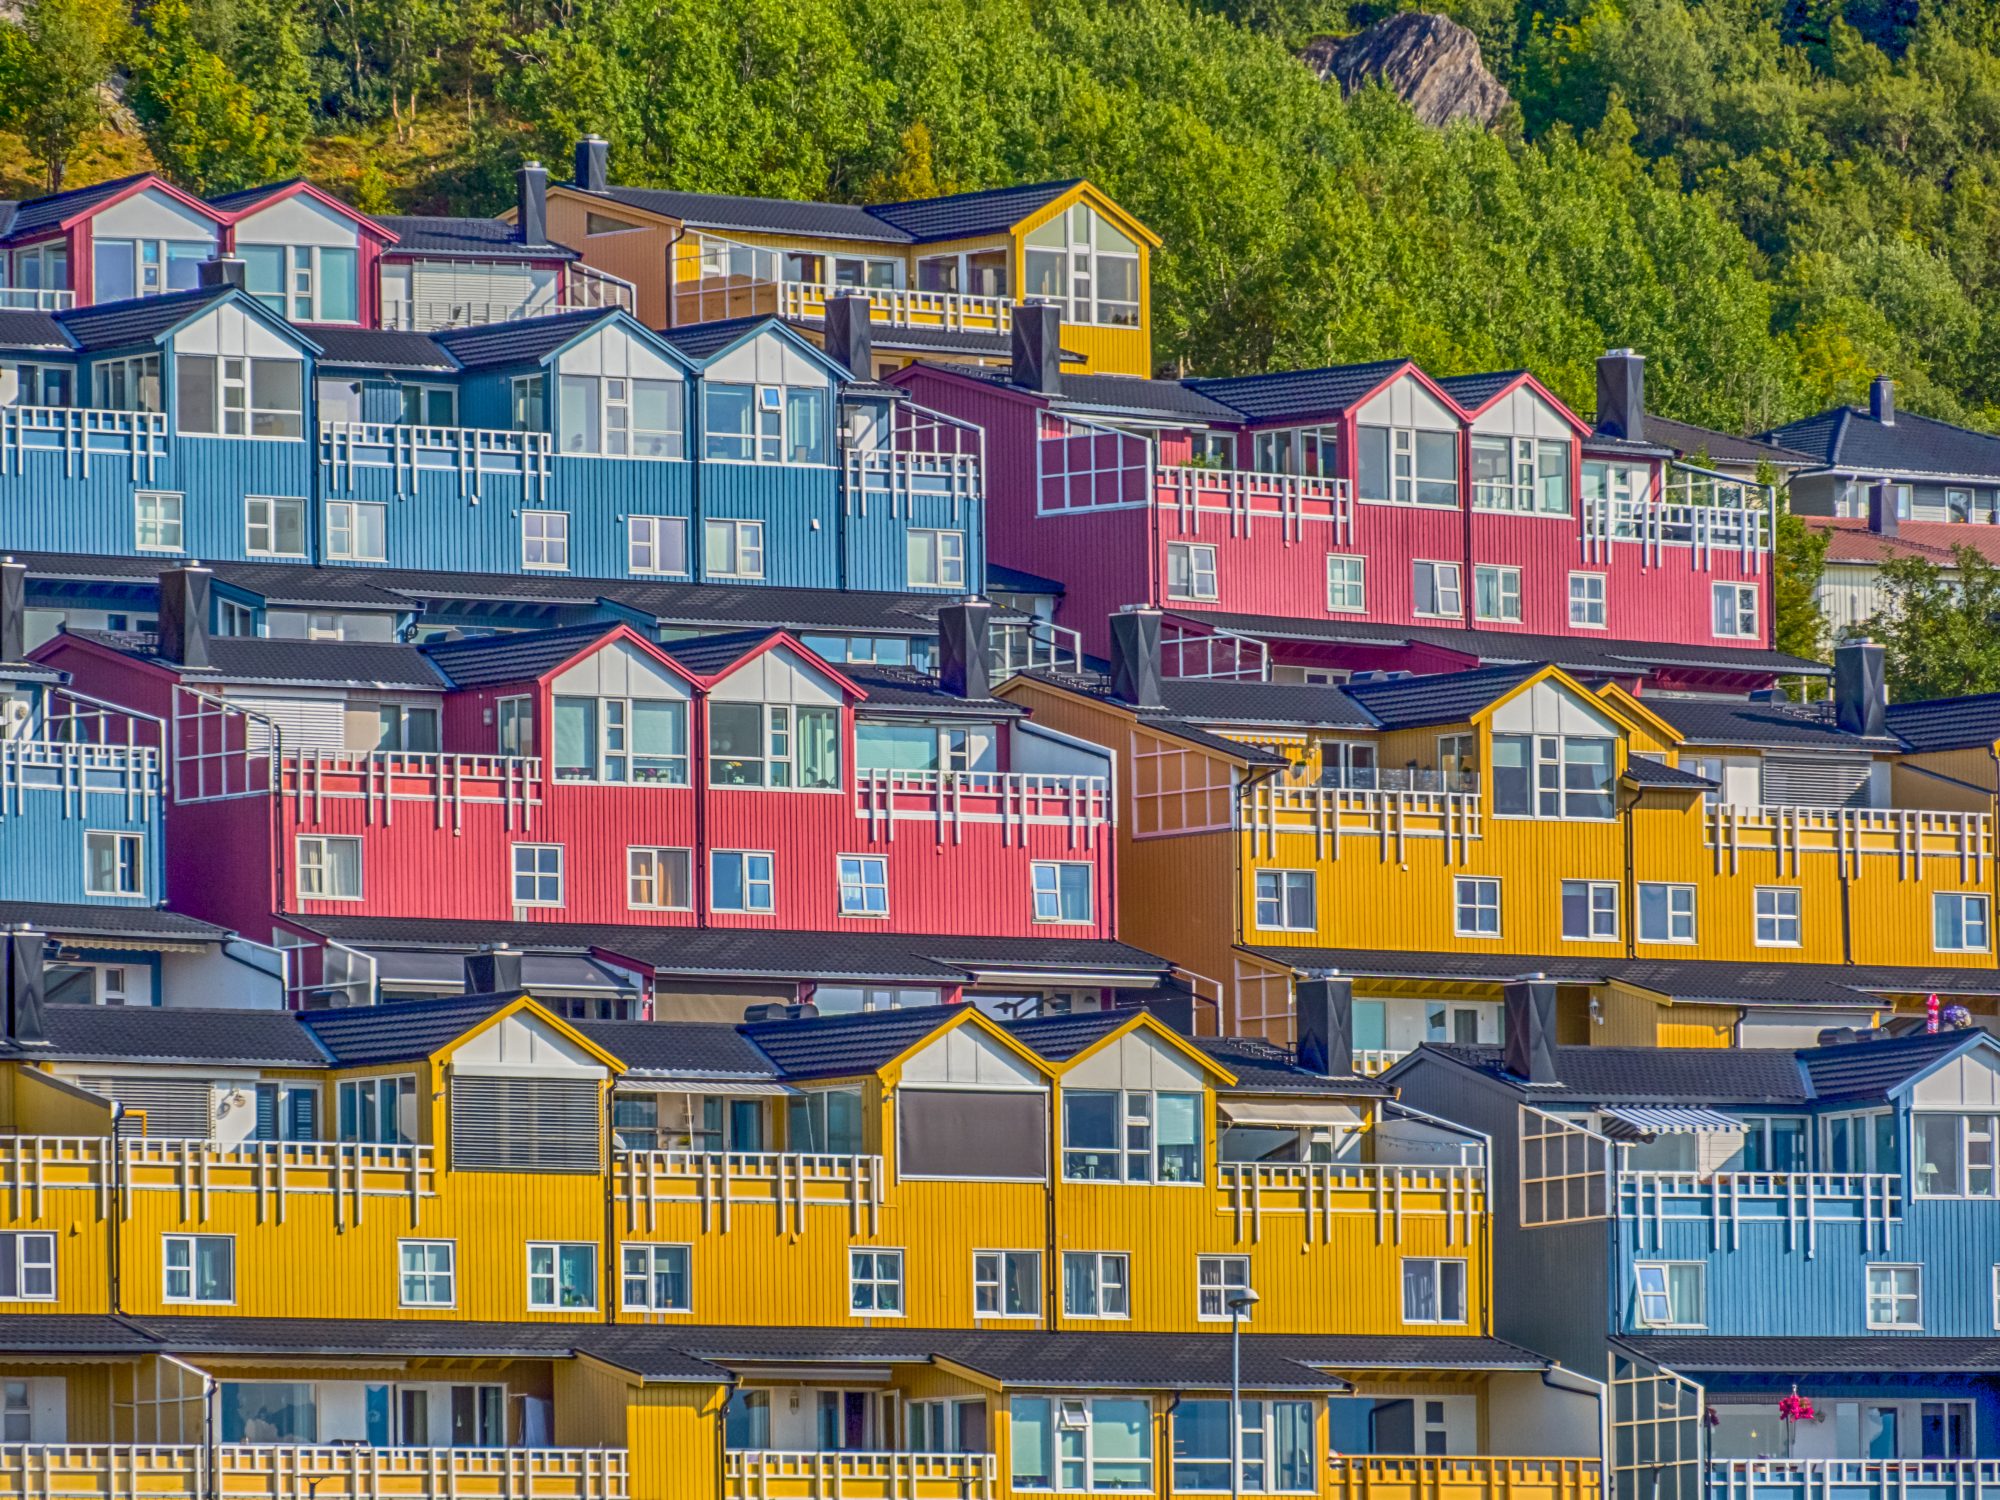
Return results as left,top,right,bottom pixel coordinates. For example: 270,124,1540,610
1868,480,1899,538
575,135,611,193
1870,375,1896,426
517,161,550,249
197,257,247,290
1011,301,1063,398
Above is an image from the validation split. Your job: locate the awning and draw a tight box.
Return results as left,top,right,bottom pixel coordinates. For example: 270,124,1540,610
1600,1106,1743,1140
614,1077,798,1096
1218,1098,1363,1128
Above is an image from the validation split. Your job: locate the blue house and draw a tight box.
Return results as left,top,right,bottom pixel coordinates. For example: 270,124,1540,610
1382,979,2000,1500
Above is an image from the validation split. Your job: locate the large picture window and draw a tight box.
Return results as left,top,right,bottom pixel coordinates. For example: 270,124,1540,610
1022,203,1141,328
1011,1396,1153,1491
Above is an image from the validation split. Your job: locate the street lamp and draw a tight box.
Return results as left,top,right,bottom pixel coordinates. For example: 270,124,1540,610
1227,1290,1261,1500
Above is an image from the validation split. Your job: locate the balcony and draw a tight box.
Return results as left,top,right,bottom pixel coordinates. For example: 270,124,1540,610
1242,782,1483,865
724,1451,994,1500
780,281,1012,335
0,289,74,312
280,750,544,832
853,770,1110,848
1218,1161,1484,1245
1617,1170,1902,1256
1581,496,1769,569
1330,1456,1601,1500
1708,1460,2000,1500
319,422,554,503
842,404,984,515
989,619,1084,677
0,406,168,483
381,265,636,332
614,1150,885,1235
0,1443,628,1499
1706,804,1991,882
0,738,159,808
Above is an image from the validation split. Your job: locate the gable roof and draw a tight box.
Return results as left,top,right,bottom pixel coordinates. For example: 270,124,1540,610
3,174,220,239
59,631,445,690
57,285,317,356
0,1006,330,1066
863,180,1086,242
1187,360,1421,424
1638,414,1813,469
1761,404,2000,481
0,310,69,352
1644,697,1902,752
375,215,576,260
431,308,659,371
421,621,683,691
737,1006,965,1080
304,326,454,372
1884,691,2000,753
928,364,1239,423
1795,1028,1993,1103
1342,662,1547,730
1407,1043,1811,1104
654,316,846,382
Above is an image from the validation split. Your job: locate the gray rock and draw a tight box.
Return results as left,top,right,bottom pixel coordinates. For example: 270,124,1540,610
1302,12,1512,129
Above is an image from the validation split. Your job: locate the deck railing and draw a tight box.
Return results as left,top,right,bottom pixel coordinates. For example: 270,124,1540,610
1157,464,1353,544
1618,1170,1903,1256
0,1443,628,1499
854,770,1109,848
381,265,635,332
989,620,1083,676
1162,627,1269,682
1243,781,1483,865
778,280,1013,334
1218,1162,1485,1246
0,406,169,483
319,421,555,502
614,1150,884,1235
1581,496,1770,569
0,739,158,820
724,1451,995,1500
1352,1049,1411,1076
0,289,74,312
1329,1456,1602,1500
1707,803,1991,882
842,402,984,515
282,750,544,833
1708,1459,2000,1500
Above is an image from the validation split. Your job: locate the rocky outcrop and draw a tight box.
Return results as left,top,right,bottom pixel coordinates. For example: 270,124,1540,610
1302,13,1511,130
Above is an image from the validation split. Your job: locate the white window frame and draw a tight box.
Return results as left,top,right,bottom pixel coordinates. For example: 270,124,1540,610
973,1250,1042,1319
628,515,688,576
295,835,362,901
1413,560,1462,618
511,843,564,907
1401,1257,1468,1325
621,1243,692,1313
627,847,693,911
1712,582,1759,639
1637,883,1697,944
522,510,571,571
1754,886,1801,947
1472,564,1522,623
1253,869,1315,932
245,495,306,558
83,830,144,897
1632,1262,1704,1329
1569,572,1607,628
0,1233,56,1302
1326,555,1365,613
1167,542,1219,602
162,1234,234,1305
909,529,969,590
837,854,890,918
1454,877,1501,938
325,499,388,563
711,849,776,914
1935,892,1991,953
1031,861,1095,924
1866,1264,1922,1331
526,1242,598,1311
704,519,765,580
850,1248,905,1316
134,491,185,553
1560,879,1619,942
1061,1251,1130,1320
398,1240,455,1309
1196,1255,1253,1322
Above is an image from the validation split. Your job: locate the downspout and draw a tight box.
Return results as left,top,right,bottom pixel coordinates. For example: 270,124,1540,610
108,1100,125,1314
693,691,711,926
663,227,689,330
691,372,707,585
1458,421,1475,630
1145,429,1163,608
1991,745,2000,979
1620,779,1638,961
1044,1085,1059,1333
602,1076,616,1325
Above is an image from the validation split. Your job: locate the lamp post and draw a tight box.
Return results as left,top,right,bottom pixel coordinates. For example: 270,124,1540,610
1227,1290,1261,1500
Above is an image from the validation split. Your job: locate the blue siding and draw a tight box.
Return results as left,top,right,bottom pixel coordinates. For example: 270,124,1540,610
843,487,986,594
698,463,839,588
0,748,162,906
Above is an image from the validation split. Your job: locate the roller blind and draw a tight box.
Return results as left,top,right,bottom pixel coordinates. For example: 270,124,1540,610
449,1075,601,1172
74,1076,213,1138
897,1089,1047,1180
1762,756,1872,808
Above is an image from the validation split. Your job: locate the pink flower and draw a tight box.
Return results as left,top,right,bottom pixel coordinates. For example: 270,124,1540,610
1779,1395,1816,1423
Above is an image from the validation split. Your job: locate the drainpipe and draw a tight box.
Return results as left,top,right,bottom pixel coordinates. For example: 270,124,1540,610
1620,780,1638,961
1458,424,1475,631
107,1101,124,1313
693,693,711,925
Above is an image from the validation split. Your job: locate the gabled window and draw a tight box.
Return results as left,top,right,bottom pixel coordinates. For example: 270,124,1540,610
177,356,302,437
1492,734,1614,819
709,702,839,789
704,383,828,465
1359,426,1457,506
1021,203,1140,328
1064,1090,1201,1183
558,374,684,458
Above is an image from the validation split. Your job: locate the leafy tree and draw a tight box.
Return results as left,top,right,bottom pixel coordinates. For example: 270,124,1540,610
1869,546,2000,701
127,0,299,193
0,0,124,190
1772,505,1830,664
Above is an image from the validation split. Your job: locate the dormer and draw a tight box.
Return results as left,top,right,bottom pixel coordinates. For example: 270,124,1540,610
0,175,227,306
209,180,399,326
661,319,844,469
1437,370,1590,517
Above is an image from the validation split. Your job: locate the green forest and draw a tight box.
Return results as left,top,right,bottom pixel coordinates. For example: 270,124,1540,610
3,0,1998,441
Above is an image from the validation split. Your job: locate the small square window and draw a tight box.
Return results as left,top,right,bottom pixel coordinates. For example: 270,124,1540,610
712,850,775,913
1936,893,1991,953
621,1244,691,1312
245,496,306,557
1196,1256,1253,1321
523,511,570,570
1327,555,1365,613
163,1235,233,1304
527,1243,596,1310
850,1248,904,1315
1454,877,1500,937
1062,1252,1130,1319
399,1241,455,1307
1473,565,1521,623
1569,572,1606,628
628,515,688,575
1632,1262,1703,1328
838,855,889,917
1253,870,1314,931
295,836,362,901
1560,880,1618,941
1866,1264,1921,1330
909,529,968,589
1637,883,1697,944
1413,561,1462,617
973,1251,1041,1318
83,831,144,897
1402,1258,1467,1323
0,1233,56,1302
511,844,564,906
1754,887,1801,946
134,492,184,552
1712,582,1759,639
628,847,692,910
1032,862,1093,923
1167,543,1219,602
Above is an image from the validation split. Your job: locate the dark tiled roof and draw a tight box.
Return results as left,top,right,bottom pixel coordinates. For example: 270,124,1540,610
864,180,1080,242
4,175,164,237
1639,415,1814,468
57,286,241,352
1616,1335,2000,1373
656,628,787,677
422,622,627,688
0,1315,155,1352
69,631,444,689
1795,1028,1988,1103
986,564,1065,595
204,563,410,608
0,310,68,351
845,666,1019,717
298,992,521,1067
657,316,785,361
1644,697,1900,751
431,309,620,369
0,901,230,942
570,1020,781,1079
1884,692,2000,753
942,364,1238,422
1762,405,2000,480
304,326,454,371
619,581,976,634
588,187,912,243
1154,679,1375,730
1409,1044,1811,1104
1433,370,1525,410
0,202,17,238
740,1007,963,1079
897,934,1168,977
1621,755,1717,789
204,181,305,211
1001,1009,1132,1060
0,1006,329,1066
1344,662,1541,729
375,216,576,259
1195,1035,1391,1095
1188,361,1411,422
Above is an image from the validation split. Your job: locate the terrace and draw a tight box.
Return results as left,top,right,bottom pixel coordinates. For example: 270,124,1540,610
0,1443,627,1500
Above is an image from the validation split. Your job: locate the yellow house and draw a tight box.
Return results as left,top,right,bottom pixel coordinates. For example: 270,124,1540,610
997,617,2000,1059
509,138,1158,377
0,990,1607,1500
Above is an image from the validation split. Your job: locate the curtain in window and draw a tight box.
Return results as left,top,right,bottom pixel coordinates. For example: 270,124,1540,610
632,700,687,783
553,697,595,779
785,388,828,463
795,706,840,789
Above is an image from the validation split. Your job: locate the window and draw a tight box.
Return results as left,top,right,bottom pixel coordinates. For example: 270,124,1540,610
1254,870,1315,931
1473,565,1522,622
553,696,688,785
1913,1114,2000,1197
1632,1263,1703,1328
838,855,889,917
163,1235,233,1304
1172,1399,1315,1494
1062,1252,1129,1319
702,383,829,464
1197,1256,1253,1320
1454,877,1500,937
1401,1258,1467,1323
241,244,358,322
1011,1395,1153,1491
711,850,775,913
175,355,302,437
397,384,456,427
511,844,563,906
326,501,387,563
1638,884,1697,943
522,510,569,570
497,697,533,757
399,1241,454,1307
1560,880,1618,941
1021,202,1142,327
1491,734,1615,819
1032,861,1094,923
94,237,209,300
558,374,683,458
1327,555,1365,613
621,1244,691,1312
1867,1265,1922,1330
1754,887,1801,947
134,492,184,552
84,831,143,897
614,1095,763,1155
245,496,306,557
526,1244,597,1310
788,1088,864,1154
369,703,438,754
510,375,545,431
1569,573,1607,628
1936,894,1991,952
338,1076,415,1144
1318,741,1377,791
99,353,163,414
628,848,693,910
0,1383,25,1443
1064,1090,1202,1183
1167,543,1219,601
703,519,765,578
910,1397,991,1456
1357,426,1459,506
1470,436,1570,514
296,836,362,900
1739,1116,1809,1173
0,1233,55,1301
974,1251,1041,1318
909,529,968,589
850,1249,904,1314
1412,561,1462,617
1713,583,1759,639
628,516,687,575
724,1390,771,1450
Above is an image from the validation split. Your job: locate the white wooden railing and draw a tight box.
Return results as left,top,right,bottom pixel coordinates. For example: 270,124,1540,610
1618,1170,1903,1256
614,1150,884,1235
0,406,168,482
1243,781,1483,865
0,1442,628,1499
319,421,554,501
1582,496,1769,569
381,265,635,332
284,750,544,834
853,769,1109,847
1219,1161,1485,1246
724,1450,996,1500
0,739,158,821
1352,1048,1410,1076
0,289,74,311
1708,1459,2000,1500
842,403,984,516
1162,626,1269,682
1707,803,1992,881
778,280,1013,333
989,620,1083,676
1159,464,1353,543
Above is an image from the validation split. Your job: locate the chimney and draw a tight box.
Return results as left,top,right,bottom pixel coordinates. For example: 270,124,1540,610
463,943,525,995
575,135,610,193
1834,638,1888,740
1503,975,1558,1086
1595,349,1646,444
1870,375,1896,426
0,557,25,663
157,564,211,669
1868,480,1898,537
1011,301,1063,397
1108,608,1165,709
1295,973,1353,1077
936,598,992,702
517,161,549,248
197,257,246,290
4,928,48,1047
822,293,875,383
